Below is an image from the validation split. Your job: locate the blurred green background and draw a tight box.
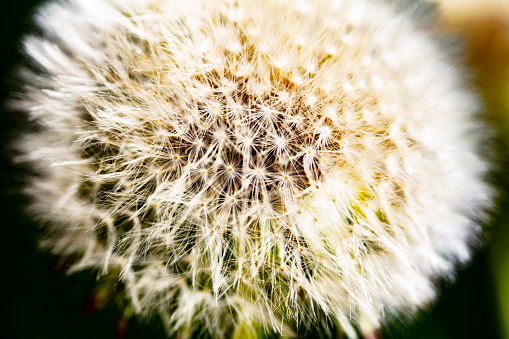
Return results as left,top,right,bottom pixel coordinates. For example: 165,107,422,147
0,0,507,338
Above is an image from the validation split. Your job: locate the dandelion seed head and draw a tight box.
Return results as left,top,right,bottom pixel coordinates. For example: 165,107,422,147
16,0,493,337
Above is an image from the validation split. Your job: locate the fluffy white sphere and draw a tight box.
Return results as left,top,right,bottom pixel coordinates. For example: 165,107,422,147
16,0,492,337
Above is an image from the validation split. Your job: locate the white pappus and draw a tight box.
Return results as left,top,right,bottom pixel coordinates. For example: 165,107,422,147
14,0,493,338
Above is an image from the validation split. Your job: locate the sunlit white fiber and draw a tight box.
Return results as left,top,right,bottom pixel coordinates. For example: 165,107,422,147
15,0,492,337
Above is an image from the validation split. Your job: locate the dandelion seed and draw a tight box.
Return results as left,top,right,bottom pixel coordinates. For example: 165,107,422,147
15,0,493,338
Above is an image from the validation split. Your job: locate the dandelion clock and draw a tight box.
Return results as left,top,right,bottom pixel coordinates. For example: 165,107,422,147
14,0,493,337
